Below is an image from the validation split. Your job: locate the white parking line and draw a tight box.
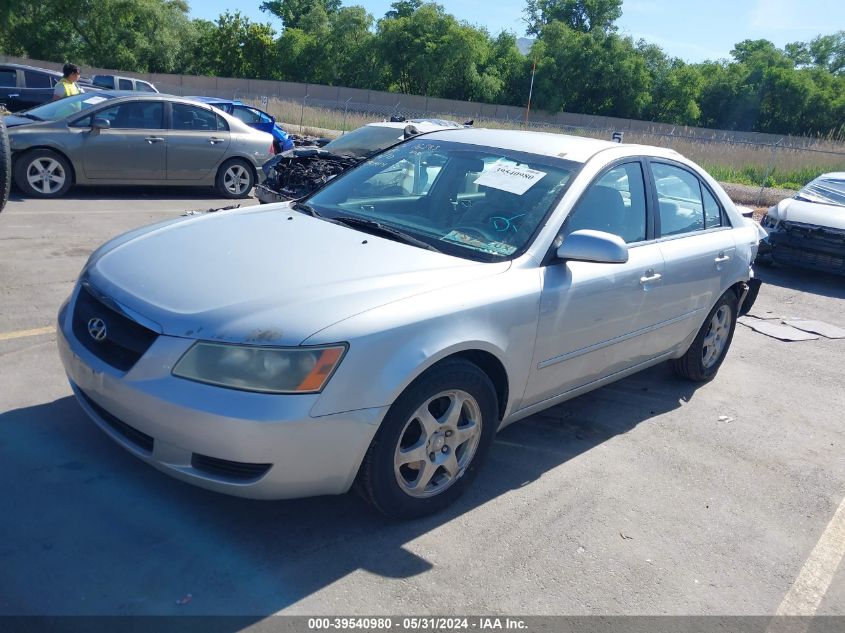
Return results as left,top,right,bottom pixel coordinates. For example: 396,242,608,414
773,493,845,618
0,326,56,341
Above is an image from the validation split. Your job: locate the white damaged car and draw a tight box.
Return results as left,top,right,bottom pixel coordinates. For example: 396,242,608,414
759,172,845,275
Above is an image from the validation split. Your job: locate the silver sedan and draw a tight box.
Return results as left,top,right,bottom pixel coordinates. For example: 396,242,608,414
57,129,762,518
6,92,274,198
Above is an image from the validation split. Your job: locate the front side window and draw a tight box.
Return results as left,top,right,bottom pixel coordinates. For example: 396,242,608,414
172,103,221,131
0,69,16,87
24,70,52,88
94,101,164,129
563,162,647,243
306,139,576,261
652,163,707,237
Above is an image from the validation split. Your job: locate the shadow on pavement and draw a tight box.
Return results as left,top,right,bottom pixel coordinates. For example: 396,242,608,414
1,363,697,619
8,186,251,202
755,262,845,301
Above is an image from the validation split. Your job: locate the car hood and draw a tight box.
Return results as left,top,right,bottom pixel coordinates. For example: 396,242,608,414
770,198,845,230
84,205,509,345
3,115,49,129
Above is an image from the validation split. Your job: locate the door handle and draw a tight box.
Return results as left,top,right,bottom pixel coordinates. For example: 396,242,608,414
144,136,165,143
640,269,662,285
714,253,731,264
209,137,224,145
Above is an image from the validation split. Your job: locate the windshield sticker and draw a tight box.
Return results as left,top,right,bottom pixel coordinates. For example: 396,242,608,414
82,96,108,105
474,164,547,195
442,230,517,256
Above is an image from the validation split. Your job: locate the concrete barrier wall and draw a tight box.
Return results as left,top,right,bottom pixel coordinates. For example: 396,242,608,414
3,54,839,149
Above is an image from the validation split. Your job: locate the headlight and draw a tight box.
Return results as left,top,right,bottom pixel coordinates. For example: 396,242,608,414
172,342,346,394
760,214,779,229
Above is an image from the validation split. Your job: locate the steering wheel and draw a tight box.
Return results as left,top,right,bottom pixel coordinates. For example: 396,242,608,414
452,225,499,241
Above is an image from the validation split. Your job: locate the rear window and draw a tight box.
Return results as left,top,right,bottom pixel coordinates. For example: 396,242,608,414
322,126,406,158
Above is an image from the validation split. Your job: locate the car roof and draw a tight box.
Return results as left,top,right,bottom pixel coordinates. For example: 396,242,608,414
421,128,681,164
2,63,61,76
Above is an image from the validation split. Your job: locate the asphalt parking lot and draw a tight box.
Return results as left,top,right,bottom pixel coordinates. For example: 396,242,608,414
1,187,844,620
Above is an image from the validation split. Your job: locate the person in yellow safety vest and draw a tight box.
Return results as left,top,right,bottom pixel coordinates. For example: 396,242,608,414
52,63,84,100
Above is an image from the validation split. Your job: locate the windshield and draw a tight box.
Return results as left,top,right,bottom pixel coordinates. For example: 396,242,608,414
306,138,577,261
22,92,116,121
322,126,407,158
796,175,845,208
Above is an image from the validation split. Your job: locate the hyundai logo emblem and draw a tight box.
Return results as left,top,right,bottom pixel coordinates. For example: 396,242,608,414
87,317,107,342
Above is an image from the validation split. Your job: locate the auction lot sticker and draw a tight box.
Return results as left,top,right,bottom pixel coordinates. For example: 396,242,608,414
474,164,546,195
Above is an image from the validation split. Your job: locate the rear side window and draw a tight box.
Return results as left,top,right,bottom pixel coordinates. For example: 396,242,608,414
24,70,52,88
172,103,226,131
0,69,16,87
118,78,133,90
652,163,706,237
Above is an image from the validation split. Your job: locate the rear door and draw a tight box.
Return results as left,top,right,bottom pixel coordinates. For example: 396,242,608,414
647,160,737,349
80,99,167,180
165,103,231,181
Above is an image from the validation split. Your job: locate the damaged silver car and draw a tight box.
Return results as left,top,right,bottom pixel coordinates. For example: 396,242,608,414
58,129,762,518
759,172,845,274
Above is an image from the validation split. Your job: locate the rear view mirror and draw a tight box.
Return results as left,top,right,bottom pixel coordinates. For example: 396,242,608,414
92,117,111,131
556,229,628,264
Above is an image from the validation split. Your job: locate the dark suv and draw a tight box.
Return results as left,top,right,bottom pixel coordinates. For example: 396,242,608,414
0,63,97,112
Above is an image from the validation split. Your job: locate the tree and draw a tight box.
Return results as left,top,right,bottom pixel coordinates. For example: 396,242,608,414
260,0,341,30
0,0,196,73
808,31,845,75
525,0,622,36
195,11,277,80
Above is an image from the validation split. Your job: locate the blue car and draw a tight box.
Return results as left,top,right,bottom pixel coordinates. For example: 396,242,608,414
189,97,293,153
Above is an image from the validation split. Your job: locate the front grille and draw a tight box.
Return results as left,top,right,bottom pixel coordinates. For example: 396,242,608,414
71,286,158,371
78,389,154,454
191,453,271,481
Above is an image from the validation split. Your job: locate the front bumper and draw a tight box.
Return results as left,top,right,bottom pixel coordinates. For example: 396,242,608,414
767,224,845,275
57,291,386,500
254,183,292,205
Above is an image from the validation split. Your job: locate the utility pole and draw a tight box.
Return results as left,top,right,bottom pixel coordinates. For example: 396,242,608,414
524,57,537,127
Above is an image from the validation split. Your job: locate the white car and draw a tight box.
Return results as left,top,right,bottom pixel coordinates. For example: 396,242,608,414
759,172,845,274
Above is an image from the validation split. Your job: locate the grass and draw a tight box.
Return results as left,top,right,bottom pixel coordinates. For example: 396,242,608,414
244,96,845,190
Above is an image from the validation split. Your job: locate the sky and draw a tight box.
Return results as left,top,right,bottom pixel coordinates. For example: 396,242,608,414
188,0,845,63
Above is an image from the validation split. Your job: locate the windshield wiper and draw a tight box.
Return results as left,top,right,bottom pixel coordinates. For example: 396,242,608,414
334,216,441,253
20,113,42,121
292,202,320,216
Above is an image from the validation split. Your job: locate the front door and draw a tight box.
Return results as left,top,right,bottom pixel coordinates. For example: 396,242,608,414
522,161,669,407
81,100,166,180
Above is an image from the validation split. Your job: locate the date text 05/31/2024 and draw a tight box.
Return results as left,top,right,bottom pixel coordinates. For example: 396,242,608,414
307,617,528,630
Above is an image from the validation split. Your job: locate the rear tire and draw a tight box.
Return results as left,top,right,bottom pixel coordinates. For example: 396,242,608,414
355,359,498,519
215,158,254,199
673,291,737,382
13,148,73,198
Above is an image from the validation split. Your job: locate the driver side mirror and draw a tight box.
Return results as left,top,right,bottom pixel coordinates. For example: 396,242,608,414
91,117,110,132
556,229,628,264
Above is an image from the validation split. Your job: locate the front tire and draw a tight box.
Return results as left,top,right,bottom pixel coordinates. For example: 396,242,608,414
673,291,737,382
13,149,73,198
356,359,498,519
215,158,254,199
